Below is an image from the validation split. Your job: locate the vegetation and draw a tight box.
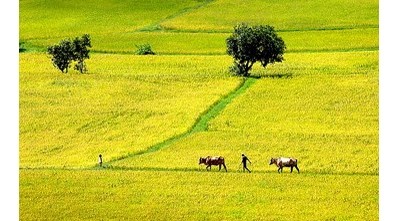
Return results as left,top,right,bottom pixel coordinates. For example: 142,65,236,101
226,24,286,76
110,51,378,175
72,34,92,73
19,53,240,167
20,170,378,221
160,0,379,32
19,0,378,220
19,0,203,39
20,28,378,55
19,41,27,53
47,39,75,73
20,0,378,54
47,34,91,73
135,43,156,55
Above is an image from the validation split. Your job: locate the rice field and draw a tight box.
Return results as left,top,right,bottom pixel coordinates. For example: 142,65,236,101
19,0,203,39
20,0,378,54
22,28,378,54
19,53,241,168
111,51,378,176
19,0,379,220
160,0,379,32
20,169,378,221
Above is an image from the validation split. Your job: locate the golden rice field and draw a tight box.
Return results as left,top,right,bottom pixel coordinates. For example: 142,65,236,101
111,51,378,176
19,53,240,168
19,0,379,220
20,51,378,220
160,0,378,31
22,28,378,54
20,170,378,221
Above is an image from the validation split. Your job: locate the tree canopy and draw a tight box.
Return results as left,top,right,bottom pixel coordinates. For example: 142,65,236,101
47,34,91,74
226,24,286,77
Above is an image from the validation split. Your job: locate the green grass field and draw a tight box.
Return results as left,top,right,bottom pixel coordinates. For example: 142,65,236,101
19,0,378,220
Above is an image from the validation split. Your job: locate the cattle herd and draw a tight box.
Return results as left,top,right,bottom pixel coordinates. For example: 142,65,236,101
199,156,300,173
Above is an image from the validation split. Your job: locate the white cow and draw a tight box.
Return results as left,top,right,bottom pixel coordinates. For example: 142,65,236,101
269,157,299,173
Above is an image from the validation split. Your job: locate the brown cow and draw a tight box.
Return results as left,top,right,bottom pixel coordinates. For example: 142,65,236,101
269,157,299,173
199,156,227,172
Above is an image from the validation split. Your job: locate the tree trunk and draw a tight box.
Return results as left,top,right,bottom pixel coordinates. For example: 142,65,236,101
244,61,255,77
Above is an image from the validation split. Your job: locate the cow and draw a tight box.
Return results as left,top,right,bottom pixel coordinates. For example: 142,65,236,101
199,156,227,172
269,157,299,173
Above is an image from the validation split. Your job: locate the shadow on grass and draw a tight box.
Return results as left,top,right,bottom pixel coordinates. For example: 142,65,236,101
252,72,293,79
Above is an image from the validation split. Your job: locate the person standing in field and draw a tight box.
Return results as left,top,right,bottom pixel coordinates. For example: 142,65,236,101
241,153,251,173
98,154,103,167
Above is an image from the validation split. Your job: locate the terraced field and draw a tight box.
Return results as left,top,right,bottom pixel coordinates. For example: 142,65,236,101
19,0,378,220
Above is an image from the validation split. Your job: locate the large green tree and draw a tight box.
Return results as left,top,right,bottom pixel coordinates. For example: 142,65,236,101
226,24,286,77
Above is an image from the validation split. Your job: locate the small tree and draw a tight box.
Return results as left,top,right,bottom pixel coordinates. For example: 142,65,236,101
19,41,27,53
47,34,92,74
226,24,286,77
135,43,155,55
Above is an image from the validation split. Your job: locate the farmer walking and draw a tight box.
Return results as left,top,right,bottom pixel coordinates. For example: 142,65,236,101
241,153,251,173
98,154,103,167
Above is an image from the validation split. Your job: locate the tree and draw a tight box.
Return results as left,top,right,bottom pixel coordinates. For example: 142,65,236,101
226,24,286,77
19,41,27,53
72,34,91,73
47,34,92,74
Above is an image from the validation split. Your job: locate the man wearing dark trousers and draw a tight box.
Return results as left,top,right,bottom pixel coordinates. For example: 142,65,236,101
241,153,251,173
